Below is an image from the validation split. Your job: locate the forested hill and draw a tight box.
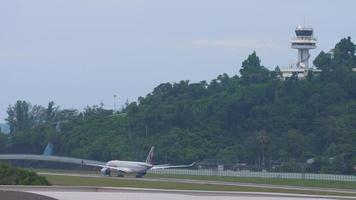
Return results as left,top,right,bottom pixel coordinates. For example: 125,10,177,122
1,37,356,174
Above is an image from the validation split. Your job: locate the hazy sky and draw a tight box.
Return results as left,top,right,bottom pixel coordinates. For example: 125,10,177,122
0,0,355,122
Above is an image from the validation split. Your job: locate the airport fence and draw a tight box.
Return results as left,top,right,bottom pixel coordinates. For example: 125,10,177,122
149,169,356,182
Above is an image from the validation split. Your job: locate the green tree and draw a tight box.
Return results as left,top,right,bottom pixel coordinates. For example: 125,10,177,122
46,101,59,122
239,52,270,84
6,101,32,134
315,37,356,82
333,36,356,67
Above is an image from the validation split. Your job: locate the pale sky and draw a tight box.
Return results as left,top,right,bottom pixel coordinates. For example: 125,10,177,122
0,0,355,122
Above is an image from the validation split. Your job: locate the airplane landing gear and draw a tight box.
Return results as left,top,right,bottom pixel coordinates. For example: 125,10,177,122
135,172,146,178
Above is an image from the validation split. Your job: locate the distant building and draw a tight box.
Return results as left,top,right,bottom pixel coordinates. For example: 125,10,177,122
280,25,321,79
280,65,321,79
280,66,308,79
306,158,315,164
217,165,224,171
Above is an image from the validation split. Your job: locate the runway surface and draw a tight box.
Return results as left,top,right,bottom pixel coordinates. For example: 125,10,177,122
0,190,56,200
38,172,356,195
31,191,351,200
1,186,356,200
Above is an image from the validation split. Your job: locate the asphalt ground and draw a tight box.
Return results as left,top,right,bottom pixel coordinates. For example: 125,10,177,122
0,190,57,200
1,186,356,200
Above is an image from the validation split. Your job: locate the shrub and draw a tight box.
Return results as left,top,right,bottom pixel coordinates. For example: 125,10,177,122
0,163,50,185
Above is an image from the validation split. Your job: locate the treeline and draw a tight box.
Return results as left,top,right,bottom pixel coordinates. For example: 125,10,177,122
0,37,356,174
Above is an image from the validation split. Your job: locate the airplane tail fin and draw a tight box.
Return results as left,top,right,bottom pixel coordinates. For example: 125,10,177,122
145,146,154,165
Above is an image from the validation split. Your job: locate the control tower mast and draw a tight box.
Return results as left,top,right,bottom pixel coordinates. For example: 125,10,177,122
291,25,317,69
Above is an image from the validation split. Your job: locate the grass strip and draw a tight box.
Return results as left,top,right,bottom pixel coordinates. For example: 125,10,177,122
44,174,356,197
146,173,356,190
30,168,356,190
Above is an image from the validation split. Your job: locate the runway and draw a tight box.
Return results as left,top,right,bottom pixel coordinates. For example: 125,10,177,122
38,172,356,195
1,186,356,200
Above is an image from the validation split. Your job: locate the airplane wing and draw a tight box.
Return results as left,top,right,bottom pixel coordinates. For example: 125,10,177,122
150,162,196,170
83,162,133,173
0,154,106,166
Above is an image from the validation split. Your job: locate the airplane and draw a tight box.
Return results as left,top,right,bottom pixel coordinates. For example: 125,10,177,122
83,146,195,178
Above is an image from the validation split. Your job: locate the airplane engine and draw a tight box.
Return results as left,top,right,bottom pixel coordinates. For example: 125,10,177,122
100,167,111,176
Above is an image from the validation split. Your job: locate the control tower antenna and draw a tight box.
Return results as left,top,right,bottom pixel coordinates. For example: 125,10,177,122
291,25,317,69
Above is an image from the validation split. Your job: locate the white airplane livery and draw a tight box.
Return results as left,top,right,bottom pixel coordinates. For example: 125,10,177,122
84,147,195,178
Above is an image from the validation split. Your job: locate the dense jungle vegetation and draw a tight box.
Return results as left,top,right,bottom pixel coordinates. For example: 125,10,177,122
1,37,356,174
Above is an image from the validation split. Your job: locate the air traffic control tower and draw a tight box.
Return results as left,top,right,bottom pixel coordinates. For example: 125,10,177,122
291,25,317,69
280,25,320,79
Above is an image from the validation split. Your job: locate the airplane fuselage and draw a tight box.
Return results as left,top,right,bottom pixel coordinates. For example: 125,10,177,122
106,160,153,174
